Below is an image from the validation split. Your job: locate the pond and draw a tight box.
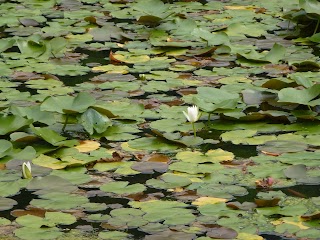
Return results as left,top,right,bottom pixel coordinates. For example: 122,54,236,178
0,0,320,239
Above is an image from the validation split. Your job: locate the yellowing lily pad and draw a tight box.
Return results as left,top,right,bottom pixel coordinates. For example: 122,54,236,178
74,140,100,152
33,154,84,169
236,232,264,240
192,197,228,206
92,65,129,74
176,149,234,163
111,52,150,64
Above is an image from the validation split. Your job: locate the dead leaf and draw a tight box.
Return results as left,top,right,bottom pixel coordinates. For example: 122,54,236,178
11,207,49,218
254,198,280,207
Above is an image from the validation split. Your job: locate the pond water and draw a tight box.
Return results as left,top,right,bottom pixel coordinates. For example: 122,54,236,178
0,0,320,240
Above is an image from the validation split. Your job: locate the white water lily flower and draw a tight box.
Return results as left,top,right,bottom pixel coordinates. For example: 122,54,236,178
22,161,32,179
183,105,200,123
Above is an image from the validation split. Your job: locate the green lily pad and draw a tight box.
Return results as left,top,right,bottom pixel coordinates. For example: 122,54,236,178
0,115,32,135
107,208,147,228
138,222,169,234
16,212,76,228
0,180,28,197
30,125,78,147
0,140,13,159
0,197,17,211
14,227,63,240
50,167,92,185
258,140,308,154
278,84,320,106
30,192,89,210
277,151,320,167
146,173,192,189
256,204,308,217
87,214,111,222
296,228,320,239
99,231,131,240
0,217,10,225
80,108,112,135
283,164,307,179
40,92,95,114
27,175,77,194
100,181,146,195
169,161,223,174
127,137,179,151
82,202,108,212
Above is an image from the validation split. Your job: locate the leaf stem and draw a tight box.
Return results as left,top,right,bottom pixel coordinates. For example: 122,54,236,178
62,114,69,132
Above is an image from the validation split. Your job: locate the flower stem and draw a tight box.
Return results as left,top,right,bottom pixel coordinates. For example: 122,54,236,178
192,122,196,138
62,114,69,132
314,19,320,35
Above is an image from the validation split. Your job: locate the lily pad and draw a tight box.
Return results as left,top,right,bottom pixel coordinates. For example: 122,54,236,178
30,192,89,210
100,181,146,195
0,115,32,135
14,227,63,240
99,231,131,240
0,197,17,211
146,173,192,189
176,149,234,163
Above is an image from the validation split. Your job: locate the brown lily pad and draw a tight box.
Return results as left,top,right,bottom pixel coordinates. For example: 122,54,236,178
131,162,168,174
206,226,238,239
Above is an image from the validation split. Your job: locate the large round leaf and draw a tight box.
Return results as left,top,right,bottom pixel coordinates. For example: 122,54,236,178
100,181,146,195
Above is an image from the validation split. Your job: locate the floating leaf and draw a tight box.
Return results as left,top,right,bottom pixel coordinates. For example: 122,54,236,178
14,227,63,240
30,125,78,147
50,167,92,185
131,162,168,174
258,140,308,155
80,108,112,135
283,164,307,179
74,140,100,153
132,0,171,19
278,84,320,106
30,192,89,210
0,180,28,197
40,92,95,114
192,28,229,46
176,149,234,163
128,137,179,151
192,197,228,206
27,175,77,194
146,173,192,189
32,154,85,170
0,115,32,135
0,140,13,159
100,181,146,195
16,212,76,228
206,226,238,239
99,231,131,240
0,197,17,211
